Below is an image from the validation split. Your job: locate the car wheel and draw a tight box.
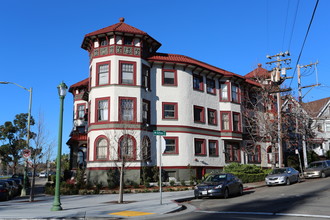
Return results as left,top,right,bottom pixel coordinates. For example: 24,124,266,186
195,194,201,199
223,188,229,199
297,176,301,183
321,172,326,178
238,185,243,196
286,178,291,185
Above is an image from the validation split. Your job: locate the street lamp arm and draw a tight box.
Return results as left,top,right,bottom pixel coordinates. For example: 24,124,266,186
0,81,31,92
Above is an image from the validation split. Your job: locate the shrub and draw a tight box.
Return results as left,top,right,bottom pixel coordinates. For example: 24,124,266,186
180,179,186,186
169,180,175,186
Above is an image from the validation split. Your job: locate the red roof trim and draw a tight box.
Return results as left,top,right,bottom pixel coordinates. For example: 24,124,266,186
69,78,89,93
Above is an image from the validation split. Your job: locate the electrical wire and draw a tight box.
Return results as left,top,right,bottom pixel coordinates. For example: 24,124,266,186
288,0,301,51
288,0,320,88
281,0,290,51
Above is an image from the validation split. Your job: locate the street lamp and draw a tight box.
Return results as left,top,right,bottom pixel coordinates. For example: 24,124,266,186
51,81,68,211
0,81,32,196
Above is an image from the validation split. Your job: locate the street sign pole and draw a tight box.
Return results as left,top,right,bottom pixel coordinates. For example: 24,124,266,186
153,130,166,205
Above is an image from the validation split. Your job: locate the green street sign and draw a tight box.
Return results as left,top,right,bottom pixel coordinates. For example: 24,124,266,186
153,130,166,136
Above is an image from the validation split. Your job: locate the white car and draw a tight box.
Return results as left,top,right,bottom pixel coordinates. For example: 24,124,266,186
39,172,47,178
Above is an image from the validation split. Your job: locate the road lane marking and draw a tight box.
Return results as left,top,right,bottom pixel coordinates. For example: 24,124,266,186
109,211,155,217
196,211,330,219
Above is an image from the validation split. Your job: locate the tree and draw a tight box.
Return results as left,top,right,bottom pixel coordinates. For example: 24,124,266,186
0,113,35,174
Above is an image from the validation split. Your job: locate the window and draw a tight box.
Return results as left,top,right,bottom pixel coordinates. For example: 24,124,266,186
120,61,136,85
164,137,179,154
96,98,109,122
209,140,218,156
119,97,136,122
326,123,330,132
99,37,108,46
194,106,205,123
221,112,230,131
142,64,150,89
162,69,177,86
162,102,178,120
231,83,240,103
194,139,206,155
124,36,133,45
142,136,151,162
207,108,217,125
206,78,215,94
96,62,110,85
220,83,229,101
95,137,108,160
77,104,86,119
193,75,204,91
233,112,241,132
247,145,261,163
142,99,150,124
119,135,136,160
267,146,278,164
224,142,240,162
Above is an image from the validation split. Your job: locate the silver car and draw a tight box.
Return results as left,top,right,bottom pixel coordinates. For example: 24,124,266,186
265,167,300,186
304,160,330,178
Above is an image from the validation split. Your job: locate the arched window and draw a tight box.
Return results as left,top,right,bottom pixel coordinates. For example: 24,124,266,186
95,137,108,160
118,135,136,161
142,136,151,162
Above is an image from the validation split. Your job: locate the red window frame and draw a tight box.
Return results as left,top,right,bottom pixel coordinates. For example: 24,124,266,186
247,145,261,163
220,82,230,102
224,142,241,162
194,138,206,156
231,83,241,103
119,60,136,85
194,105,205,123
232,112,241,132
220,111,231,131
118,97,137,122
118,134,137,161
193,75,204,91
162,102,178,120
207,108,217,125
95,97,110,123
206,78,216,94
94,135,109,161
163,137,179,155
162,69,177,86
208,140,219,157
96,61,110,86
76,103,86,119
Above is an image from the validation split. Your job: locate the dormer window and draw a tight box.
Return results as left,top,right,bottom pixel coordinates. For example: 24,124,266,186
124,36,133,45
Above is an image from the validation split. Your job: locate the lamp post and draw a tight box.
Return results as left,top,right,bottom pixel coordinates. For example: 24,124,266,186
0,81,32,196
51,82,67,211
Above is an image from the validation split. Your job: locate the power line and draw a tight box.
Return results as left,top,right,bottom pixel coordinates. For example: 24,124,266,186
288,0,301,51
281,0,290,51
288,0,320,88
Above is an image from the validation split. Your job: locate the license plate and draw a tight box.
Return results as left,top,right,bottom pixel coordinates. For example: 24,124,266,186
202,191,207,195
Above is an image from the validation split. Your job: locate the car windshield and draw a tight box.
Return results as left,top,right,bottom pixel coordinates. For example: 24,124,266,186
204,174,227,182
308,162,323,168
270,168,287,174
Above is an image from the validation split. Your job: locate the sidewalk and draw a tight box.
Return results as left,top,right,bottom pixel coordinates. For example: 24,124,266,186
0,182,265,219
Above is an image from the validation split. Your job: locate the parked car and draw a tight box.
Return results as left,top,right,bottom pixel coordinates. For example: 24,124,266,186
0,180,15,199
1,179,19,197
304,160,330,178
265,167,300,186
194,173,243,199
0,182,10,201
39,172,47,178
8,178,23,192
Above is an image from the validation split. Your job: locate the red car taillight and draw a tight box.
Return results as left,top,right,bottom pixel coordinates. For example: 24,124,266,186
0,189,7,192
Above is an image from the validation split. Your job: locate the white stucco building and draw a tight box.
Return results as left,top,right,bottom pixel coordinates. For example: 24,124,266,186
67,18,267,184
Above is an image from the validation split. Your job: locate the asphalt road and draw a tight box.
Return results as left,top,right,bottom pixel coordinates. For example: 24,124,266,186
159,177,330,220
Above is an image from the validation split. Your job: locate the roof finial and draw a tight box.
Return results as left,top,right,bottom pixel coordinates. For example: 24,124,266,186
258,63,262,68
119,17,125,23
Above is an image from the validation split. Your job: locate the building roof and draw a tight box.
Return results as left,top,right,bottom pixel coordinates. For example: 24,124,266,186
245,64,271,79
85,17,147,37
302,97,330,117
81,18,161,51
69,78,89,93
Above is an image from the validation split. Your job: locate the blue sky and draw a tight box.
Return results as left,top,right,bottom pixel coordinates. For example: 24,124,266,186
0,0,328,157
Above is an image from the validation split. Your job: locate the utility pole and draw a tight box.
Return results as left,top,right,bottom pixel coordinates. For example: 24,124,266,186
297,61,320,169
266,51,292,168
